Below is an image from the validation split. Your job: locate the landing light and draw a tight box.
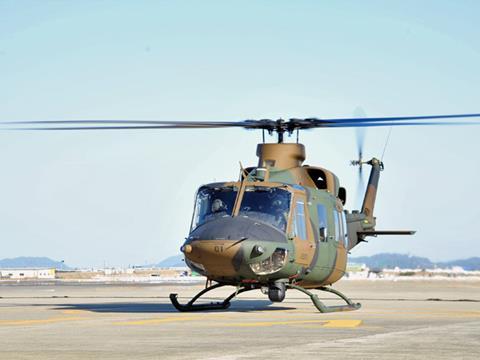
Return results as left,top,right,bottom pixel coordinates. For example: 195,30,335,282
250,245,265,258
249,248,287,275
181,245,192,254
185,258,205,272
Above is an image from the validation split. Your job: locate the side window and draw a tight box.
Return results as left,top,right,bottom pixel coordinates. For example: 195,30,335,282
316,204,328,242
341,211,349,248
333,211,343,243
293,200,307,240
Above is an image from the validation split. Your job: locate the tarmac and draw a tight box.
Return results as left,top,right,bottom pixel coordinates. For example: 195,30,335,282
0,279,479,360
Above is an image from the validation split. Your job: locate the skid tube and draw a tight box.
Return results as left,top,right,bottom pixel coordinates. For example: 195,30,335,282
287,284,361,313
170,282,258,312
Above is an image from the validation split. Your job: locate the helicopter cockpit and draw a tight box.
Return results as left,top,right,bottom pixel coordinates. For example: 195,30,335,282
191,185,238,230
239,186,291,231
191,184,292,232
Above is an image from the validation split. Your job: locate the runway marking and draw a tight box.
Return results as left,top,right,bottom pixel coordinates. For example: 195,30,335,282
222,319,362,328
113,317,197,325
355,310,480,319
323,319,362,328
61,309,88,315
0,317,85,326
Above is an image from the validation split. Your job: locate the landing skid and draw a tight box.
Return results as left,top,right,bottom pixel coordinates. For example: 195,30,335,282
170,282,360,313
169,283,257,312
287,284,361,313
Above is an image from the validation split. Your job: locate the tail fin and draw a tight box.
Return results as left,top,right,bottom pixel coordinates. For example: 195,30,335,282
346,158,415,250
361,158,383,220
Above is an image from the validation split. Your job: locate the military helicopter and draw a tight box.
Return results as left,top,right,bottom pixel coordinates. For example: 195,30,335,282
3,113,480,313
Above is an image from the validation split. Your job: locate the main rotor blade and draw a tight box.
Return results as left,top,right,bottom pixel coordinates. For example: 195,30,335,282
279,114,480,131
317,120,480,128
5,125,231,130
2,113,480,131
5,120,479,131
319,113,480,124
0,119,279,131
0,119,259,128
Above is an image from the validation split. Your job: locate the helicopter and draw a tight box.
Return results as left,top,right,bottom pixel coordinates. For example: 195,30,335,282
3,113,480,313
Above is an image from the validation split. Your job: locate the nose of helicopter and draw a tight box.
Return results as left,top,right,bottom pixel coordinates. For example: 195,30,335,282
182,216,287,278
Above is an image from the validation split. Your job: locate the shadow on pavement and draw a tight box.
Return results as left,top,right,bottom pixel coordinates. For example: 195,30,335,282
52,300,295,313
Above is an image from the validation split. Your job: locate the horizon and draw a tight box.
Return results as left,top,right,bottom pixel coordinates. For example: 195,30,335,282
2,252,480,270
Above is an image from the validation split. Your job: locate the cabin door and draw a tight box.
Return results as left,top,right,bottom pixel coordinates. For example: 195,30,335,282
290,195,316,267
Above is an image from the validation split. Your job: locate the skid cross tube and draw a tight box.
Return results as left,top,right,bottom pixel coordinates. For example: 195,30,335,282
286,284,361,313
169,283,257,312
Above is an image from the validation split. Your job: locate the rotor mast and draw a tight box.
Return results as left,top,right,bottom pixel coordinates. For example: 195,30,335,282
269,119,294,143
277,130,284,143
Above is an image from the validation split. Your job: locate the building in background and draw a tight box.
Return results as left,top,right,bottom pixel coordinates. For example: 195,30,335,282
0,268,55,279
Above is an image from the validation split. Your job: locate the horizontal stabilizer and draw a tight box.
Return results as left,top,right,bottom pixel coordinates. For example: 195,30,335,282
358,230,416,237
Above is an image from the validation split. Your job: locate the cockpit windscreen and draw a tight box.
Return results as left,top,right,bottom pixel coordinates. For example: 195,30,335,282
239,186,291,231
191,186,238,230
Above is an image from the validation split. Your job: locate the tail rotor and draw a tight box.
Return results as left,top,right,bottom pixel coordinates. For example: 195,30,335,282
351,107,367,209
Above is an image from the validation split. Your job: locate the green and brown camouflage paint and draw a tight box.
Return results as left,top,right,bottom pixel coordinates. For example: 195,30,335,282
181,143,379,289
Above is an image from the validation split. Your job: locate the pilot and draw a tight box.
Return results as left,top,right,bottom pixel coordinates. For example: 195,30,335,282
272,199,288,231
211,198,226,213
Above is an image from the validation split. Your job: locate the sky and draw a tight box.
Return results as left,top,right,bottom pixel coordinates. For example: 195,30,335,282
0,0,479,268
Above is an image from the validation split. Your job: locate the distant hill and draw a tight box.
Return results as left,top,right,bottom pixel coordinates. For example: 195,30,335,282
350,253,480,270
156,254,185,268
158,252,480,270
0,257,70,270
437,257,480,271
156,252,480,270
350,253,434,269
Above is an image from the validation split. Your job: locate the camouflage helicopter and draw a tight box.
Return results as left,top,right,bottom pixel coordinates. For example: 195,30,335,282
4,113,480,313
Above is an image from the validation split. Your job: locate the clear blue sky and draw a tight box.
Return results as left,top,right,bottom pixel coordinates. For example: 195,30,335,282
1,1,479,267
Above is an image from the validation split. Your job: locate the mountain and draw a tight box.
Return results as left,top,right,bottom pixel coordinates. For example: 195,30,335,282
154,253,480,271
349,253,434,269
156,254,185,267
350,253,480,270
0,257,70,270
437,257,480,271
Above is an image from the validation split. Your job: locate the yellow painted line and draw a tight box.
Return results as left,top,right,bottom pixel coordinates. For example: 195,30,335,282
113,317,197,326
0,317,85,326
223,319,326,327
323,319,362,328
353,311,480,319
62,309,87,315
222,319,362,328
362,309,480,315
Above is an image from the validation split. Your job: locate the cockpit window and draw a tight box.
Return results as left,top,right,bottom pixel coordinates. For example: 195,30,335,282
239,186,291,231
191,186,238,230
